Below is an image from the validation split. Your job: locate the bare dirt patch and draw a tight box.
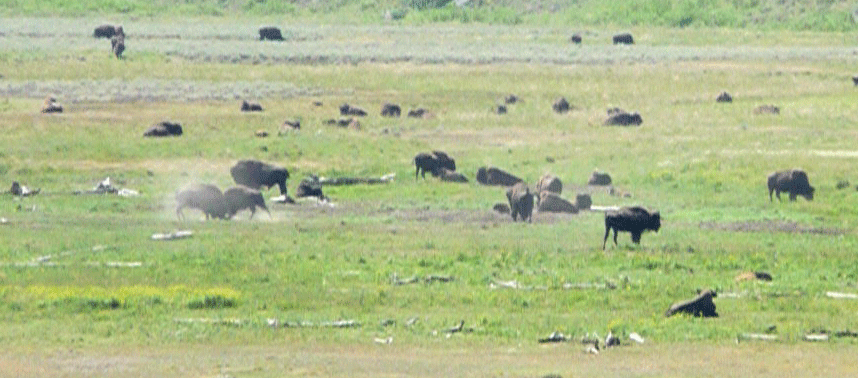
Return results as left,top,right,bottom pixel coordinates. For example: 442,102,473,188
699,220,844,235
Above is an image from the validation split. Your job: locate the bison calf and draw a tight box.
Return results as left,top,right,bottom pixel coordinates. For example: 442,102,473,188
506,182,534,222
665,289,718,318
767,169,814,202
224,186,270,219
176,184,230,220
603,206,661,249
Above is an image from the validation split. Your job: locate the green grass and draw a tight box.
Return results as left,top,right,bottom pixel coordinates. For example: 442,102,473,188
1,17,858,376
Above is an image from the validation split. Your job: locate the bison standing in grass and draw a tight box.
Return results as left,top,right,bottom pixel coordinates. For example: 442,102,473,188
767,169,814,202
93,24,120,38
612,33,634,45
413,151,456,180
176,184,230,220
603,206,661,249
552,97,570,113
224,186,269,219
259,27,284,41
230,159,290,196
506,182,534,222
381,103,401,117
111,33,125,59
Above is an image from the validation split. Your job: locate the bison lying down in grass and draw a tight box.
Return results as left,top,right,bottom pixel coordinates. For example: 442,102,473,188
603,206,661,249
665,289,718,318
767,169,814,202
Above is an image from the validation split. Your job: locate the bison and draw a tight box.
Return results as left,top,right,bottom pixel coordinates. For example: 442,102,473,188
143,121,183,137
604,111,642,126
506,182,534,222
224,186,270,219
413,151,456,179
495,104,507,114
552,97,570,113
767,169,814,202
612,33,634,45
504,94,520,105
716,92,733,103
381,103,401,117
536,174,562,197
93,24,118,38
665,289,718,318
603,206,661,249
259,26,284,41
570,34,582,44
111,34,125,59
852,76,858,86
436,168,468,183
176,184,230,220
340,103,367,117
241,100,263,112
407,108,429,118
588,171,612,186
537,192,577,214
230,159,290,196
575,193,592,210
41,96,63,113
476,167,522,187
295,175,326,200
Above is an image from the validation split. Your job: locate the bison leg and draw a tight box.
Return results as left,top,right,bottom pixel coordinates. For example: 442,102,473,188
176,206,184,220
775,190,782,201
603,226,611,249
612,229,619,246
789,192,797,201
768,188,774,202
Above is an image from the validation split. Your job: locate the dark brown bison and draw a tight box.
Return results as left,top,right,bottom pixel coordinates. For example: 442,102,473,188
588,171,612,186
476,167,522,187
716,92,733,103
575,193,592,210
436,168,468,183
552,97,570,113
852,76,858,86
407,108,429,118
604,111,642,126
224,186,270,219
241,100,263,112
295,175,326,200
280,119,300,134
230,160,290,196
570,34,582,44
495,104,507,114
111,34,125,59
381,103,401,117
94,24,118,38
143,121,183,137
612,33,634,45
665,289,718,318
493,202,510,214
259,26,284,41
506,182,534,222
754,105,780,115
767,169,814,202
603,206,661,249
176,184,230,220
504,94,520,105
536,174,562,197
41,96,63,113
413,151,456,179
537,192,577,214
340,103,367,117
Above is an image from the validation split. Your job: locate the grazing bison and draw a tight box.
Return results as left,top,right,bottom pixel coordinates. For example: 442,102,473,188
552,97,570,113
604,111,642,126
295,175,326,200
504,94,520,105
381,103,401,117
241,100,263,112
754,105,780,115
767,169,814,202
41,96,63,113
588,171,612,186
570,34,582,44
612,33,634,45
716,92,733,103
407,108,429,118
537,192,577,214
413,151,456,179
506,182,534,222
93,24,118,38
476,166,522,187
603,206,661,249
176,184,230,220
436,168,468,183
536,174,562,197
665,289,718,318
143,121,183,137
280,119,301,133
340,103,367,117
230,159,290,196
259,26,284,41
495,104,507,114
224,186,270,219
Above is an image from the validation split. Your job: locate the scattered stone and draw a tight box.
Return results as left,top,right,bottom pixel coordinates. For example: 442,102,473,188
826,291,858,299
739,333,778,342
628,332,645,344
754,105,780,115
538,331,568,343
803,333,829,342
373,336,393,344
605,331,620,348
151,230,194,241
735,271,773,282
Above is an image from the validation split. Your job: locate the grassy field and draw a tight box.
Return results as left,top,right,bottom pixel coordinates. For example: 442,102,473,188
2,16,858,377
